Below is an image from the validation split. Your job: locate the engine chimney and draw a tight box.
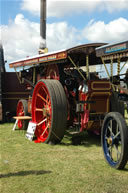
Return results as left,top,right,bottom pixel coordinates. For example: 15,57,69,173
39,0,48,54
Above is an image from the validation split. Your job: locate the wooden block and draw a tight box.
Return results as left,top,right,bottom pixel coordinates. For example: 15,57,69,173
13,116,32,120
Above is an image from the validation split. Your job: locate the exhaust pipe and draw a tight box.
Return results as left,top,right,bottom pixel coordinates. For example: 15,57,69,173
39,0,48,54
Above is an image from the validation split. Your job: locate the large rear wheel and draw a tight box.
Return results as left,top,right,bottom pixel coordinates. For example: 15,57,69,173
101,112,128,169
32,79,67,143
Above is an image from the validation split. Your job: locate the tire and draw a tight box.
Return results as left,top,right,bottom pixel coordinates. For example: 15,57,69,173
110,92,124,116
32,79,67,144
101,112,128,169
17,99,29,130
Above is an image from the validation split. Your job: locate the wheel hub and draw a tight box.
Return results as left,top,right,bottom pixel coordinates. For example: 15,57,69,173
107,137,113,145
42,106,50,117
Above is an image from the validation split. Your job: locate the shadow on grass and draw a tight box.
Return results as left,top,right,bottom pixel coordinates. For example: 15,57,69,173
0,170,52,178
61,129,101,147
123,167,128,172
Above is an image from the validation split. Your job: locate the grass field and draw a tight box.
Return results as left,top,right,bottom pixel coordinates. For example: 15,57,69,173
0,117,128,193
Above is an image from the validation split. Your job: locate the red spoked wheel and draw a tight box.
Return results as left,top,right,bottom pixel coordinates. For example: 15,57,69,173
45,64,59,80
17,99,28,130
32,79,67,143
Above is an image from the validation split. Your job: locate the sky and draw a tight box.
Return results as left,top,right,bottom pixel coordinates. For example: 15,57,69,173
0,0,128,72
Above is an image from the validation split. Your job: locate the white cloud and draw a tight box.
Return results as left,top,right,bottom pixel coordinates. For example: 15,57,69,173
102,0,128,13
21,0,128,17
0,14,79,69
47,22,79,50
0,14,128,72
1,14,40,62
47,0,102,17
82,17,128,43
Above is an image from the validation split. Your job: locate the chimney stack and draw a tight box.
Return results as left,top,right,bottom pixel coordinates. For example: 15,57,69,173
39,0,48,54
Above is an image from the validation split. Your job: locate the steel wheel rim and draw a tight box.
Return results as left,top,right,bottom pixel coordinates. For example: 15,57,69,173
17,101,25,129
103,118,122,167
32,81,52,142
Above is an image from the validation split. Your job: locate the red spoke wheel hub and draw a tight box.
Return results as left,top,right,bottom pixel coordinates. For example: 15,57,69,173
32,79,67,143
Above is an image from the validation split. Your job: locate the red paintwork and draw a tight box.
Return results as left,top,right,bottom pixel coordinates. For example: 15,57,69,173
81,110,89,132
32,81,52,143
17,101,25,129
78,80,111,133
9,51,67,68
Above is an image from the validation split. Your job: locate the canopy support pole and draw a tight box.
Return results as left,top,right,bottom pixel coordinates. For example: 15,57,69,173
101,57,110,79
33,67,36,84
110,59,113,83
120,60,128,73
14,67,22,84
68,56,86,81
86,55,90,80
117,58,120,75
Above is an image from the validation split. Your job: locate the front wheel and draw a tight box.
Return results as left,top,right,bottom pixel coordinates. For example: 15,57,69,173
101,112,128,169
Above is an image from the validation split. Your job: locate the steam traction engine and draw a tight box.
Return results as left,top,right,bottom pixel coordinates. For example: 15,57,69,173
9,41,128,169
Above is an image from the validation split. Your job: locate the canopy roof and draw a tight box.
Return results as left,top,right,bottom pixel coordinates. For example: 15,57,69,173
96,40,128,62
9,43,105,68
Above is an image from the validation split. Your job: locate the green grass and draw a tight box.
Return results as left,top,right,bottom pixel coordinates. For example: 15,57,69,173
125,109,128,124
0,123,128,193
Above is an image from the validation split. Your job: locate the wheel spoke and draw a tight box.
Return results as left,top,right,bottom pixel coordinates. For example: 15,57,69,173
110,146,113,159
37,93,48,104
108,145,112,152
37,118,47,126
41,125,49,137
110,119,112,128
113,131,120,139
108,145,112,158
114,144,121,161
42,86,47,95
46,95,50,105
108,120,114,136
35,108,43,112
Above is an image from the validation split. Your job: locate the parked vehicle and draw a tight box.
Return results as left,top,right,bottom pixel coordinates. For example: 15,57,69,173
9,40,128,169
0,44,30,122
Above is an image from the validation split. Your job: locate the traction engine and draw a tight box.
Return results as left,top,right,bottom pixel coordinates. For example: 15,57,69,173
9,41,128,170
